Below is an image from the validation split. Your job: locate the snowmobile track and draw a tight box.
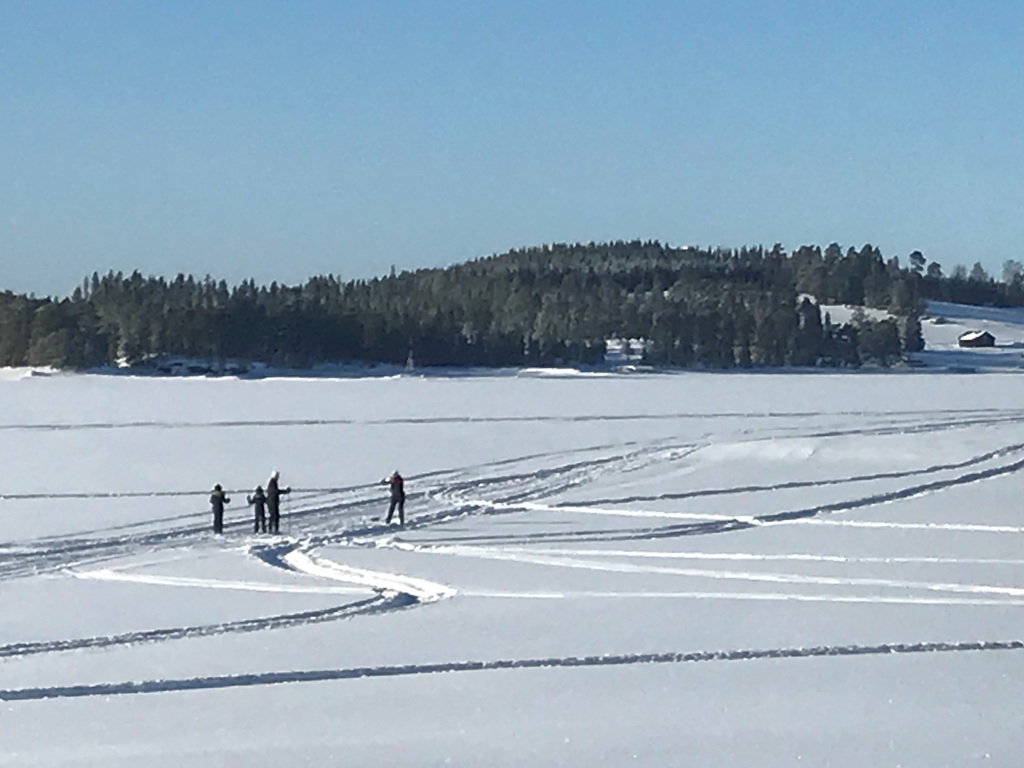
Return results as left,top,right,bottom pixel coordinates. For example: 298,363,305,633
0,592,412,661
3,637,1021,701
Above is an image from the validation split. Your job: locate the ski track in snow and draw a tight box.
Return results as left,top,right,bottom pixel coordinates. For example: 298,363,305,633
412,447,1024,547
72,568,372,596
0,592,413,661
394,542,1024,602
3,639,1023,702
3,405,1022,434
4,408,1024,679
573,440,1024,506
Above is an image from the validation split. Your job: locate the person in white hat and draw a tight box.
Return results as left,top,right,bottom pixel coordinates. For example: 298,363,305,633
266,470,291,534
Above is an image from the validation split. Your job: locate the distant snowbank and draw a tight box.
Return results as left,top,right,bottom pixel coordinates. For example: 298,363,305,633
817,304,894,325
799,295,895,326
0,367,61,381
517,367,619,378
86,359,409,381
927,301,1024,327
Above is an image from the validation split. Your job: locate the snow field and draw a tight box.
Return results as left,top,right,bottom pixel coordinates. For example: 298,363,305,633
1,372,1024,766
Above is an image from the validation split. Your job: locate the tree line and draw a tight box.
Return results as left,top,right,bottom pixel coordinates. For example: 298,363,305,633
0,241,1017,371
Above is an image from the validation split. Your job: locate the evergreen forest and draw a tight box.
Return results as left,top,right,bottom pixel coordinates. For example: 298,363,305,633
3,242,1023,371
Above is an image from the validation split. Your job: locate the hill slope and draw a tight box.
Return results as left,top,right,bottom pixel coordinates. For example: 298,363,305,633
918,301,1024,371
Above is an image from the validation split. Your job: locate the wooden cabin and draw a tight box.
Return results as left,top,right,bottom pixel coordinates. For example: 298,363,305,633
957,330,995,348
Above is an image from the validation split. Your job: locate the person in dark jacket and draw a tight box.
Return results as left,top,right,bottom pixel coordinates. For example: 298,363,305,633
210,484,231,534
247,485,268,534
381,470,405,526
266,471,291,534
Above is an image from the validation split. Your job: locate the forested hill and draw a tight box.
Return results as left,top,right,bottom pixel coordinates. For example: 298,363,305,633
2,241,1022,371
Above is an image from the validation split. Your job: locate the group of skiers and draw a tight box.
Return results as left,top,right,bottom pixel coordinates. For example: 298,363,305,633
209,469,406,534
209,470,291,534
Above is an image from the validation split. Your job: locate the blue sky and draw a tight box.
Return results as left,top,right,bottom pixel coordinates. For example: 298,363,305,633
2,0,1022,296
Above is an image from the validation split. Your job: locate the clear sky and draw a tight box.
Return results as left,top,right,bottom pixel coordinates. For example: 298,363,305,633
3,0,1022,296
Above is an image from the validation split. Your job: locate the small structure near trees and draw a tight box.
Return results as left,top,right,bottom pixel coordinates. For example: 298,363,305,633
958,330,996,348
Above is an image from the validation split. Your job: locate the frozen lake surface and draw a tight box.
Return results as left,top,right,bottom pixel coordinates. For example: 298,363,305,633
2,371,1024,766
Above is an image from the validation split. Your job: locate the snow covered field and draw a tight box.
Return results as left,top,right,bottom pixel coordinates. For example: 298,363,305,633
919,302,1024,371
3,372,1024,766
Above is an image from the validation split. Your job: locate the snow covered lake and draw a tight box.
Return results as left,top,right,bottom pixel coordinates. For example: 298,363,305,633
2,371,1024,766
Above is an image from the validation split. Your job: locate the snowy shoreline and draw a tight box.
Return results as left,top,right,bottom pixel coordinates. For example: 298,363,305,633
5,300,1024,381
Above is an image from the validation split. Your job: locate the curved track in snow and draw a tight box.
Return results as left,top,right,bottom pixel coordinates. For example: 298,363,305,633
4,406,1024,678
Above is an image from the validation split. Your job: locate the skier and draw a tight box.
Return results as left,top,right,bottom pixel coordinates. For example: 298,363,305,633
266,471,291,534
210,484,231,534
381,470,405,526
247,485,268,534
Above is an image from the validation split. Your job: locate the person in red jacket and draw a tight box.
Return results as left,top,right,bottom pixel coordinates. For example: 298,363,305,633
381,470,405,526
